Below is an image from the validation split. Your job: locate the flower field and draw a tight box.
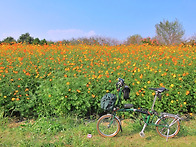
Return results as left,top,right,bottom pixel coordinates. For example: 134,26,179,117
0,43,195,118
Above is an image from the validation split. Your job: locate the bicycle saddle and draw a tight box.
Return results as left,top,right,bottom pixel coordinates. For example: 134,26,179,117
149,87,169,93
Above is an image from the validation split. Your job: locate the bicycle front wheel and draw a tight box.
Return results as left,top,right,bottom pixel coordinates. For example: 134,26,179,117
97,114,120,137
156,116,180,138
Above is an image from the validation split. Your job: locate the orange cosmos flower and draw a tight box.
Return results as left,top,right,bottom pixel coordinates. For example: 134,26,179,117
18,57,24,62
186,91,190,95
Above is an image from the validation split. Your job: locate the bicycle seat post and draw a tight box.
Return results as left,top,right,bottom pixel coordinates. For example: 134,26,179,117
151,91,158,111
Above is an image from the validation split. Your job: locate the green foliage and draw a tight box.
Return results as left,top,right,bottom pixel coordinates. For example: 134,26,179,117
33,38,40,45
1,37,16,44
0,44,195,118
40,39,47,45
17,33,34,44
155,19,185,45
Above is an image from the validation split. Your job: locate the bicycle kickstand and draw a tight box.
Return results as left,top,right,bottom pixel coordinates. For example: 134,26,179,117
139,123,147,137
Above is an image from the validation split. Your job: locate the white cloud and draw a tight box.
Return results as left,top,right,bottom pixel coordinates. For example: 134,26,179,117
47,29,96,41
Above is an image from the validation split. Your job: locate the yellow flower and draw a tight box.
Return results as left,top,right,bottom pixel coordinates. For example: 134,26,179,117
106,90,109,93
184,102,186,105
66,82,70,85
171,100,174,103
11,98,15,101
152,92,155,96
170,84,174,88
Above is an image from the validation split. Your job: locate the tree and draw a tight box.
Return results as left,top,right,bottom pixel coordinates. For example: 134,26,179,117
40,39,47,45
126,34,142,45
33,38,40,45
17,33,34,44
2,37,16,44
155,19,185,45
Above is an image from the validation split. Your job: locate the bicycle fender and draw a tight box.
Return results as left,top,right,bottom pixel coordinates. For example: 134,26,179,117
155,118,161,125
160,113,181,120
155,113,175,125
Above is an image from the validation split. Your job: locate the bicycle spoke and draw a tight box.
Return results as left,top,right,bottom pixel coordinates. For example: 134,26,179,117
97,114,120,137
156,116,180,138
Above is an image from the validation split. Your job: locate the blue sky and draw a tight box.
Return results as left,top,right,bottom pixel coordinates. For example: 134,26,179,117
0,0,196,41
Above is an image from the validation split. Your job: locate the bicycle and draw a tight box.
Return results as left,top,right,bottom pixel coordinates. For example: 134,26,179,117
97,78,182,141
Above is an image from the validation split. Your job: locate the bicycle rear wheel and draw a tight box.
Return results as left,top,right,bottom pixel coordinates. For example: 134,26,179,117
97,114,120,137
156,116,180,138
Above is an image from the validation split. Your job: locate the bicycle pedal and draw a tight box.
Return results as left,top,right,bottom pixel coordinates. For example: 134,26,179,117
139,132,145,137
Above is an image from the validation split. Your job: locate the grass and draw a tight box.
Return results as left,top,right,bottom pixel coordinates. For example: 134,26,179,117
0,115,195,147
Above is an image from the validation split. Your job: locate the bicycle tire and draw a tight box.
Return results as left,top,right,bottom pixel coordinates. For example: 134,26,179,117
156,116,180,138
97,114,120,137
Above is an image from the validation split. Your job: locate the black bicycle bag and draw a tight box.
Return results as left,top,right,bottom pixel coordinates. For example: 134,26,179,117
123,85,130,100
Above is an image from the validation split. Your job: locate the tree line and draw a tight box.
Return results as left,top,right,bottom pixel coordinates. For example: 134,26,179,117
1,19,196,46
0,33,47,45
